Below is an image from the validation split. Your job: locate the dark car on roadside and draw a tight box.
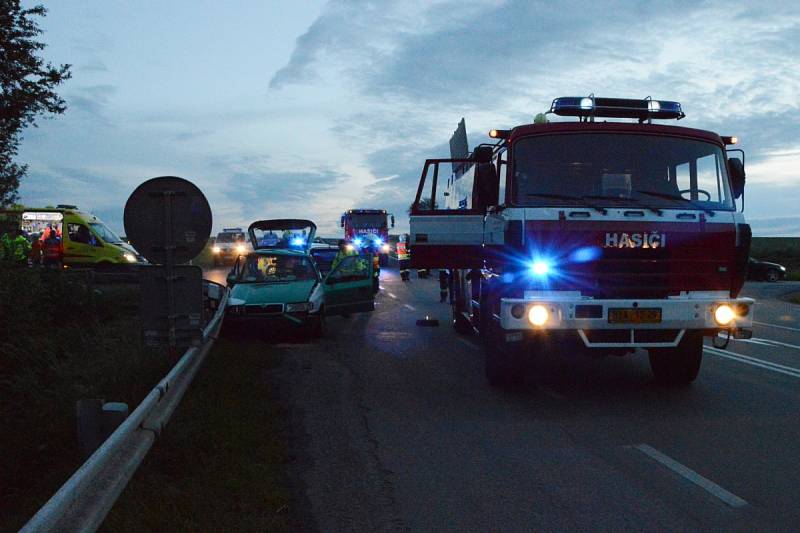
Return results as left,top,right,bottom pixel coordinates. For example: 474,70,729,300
747,257,788,282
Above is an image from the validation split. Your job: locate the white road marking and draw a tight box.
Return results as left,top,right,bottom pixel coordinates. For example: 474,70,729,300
456,337,479,351
733,337,800,350
631,444,748,508
704,346,800,379
754,320,800,333
387,292,397,299
719,334,800,351
404,304,416,311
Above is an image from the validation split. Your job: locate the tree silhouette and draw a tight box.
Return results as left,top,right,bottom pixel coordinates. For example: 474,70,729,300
408,197,437,214
0,1,71,206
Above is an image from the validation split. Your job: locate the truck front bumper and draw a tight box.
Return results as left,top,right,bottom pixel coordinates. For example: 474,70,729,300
499,293,754,348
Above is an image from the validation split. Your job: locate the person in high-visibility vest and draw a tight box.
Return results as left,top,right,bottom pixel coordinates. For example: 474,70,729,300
397,235,410,281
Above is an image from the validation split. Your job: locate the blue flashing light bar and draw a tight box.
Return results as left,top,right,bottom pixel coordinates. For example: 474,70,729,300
550,96,685,120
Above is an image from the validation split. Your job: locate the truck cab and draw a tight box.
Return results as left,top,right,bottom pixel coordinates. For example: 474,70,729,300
409,96,753,388
341,209,395,266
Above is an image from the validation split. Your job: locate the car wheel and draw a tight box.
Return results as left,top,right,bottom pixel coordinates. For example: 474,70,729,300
648,331,703,385
766,269,780,282
310,312,326,338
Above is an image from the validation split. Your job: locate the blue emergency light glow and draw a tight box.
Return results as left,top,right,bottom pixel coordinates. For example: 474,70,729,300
290,237,305,247
550,96,685,120
352,237,364,247
374,237,384,246
530,260,551,276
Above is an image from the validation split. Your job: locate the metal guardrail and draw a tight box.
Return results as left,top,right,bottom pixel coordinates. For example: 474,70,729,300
21,284,229,533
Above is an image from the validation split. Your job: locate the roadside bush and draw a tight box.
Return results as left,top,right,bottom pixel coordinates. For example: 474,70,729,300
0,266,173,530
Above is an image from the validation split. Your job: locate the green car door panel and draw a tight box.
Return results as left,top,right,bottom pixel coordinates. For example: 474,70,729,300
323,254,375,315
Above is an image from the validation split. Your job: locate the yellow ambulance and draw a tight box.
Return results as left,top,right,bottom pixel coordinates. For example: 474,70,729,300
19,205,144,268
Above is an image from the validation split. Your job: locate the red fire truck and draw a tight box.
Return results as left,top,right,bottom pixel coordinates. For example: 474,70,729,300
410,97,754,388
341,209,394,266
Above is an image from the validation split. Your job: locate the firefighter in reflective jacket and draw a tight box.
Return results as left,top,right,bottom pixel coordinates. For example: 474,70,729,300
397,235,410,281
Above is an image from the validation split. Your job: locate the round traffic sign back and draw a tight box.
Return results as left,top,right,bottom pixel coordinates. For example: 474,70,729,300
124,176,212,265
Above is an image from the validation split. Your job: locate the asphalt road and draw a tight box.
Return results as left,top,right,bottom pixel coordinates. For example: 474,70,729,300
208,264,800,531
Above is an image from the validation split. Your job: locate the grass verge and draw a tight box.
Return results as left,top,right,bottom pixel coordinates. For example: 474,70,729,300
101,338,291,532
0,267,173,531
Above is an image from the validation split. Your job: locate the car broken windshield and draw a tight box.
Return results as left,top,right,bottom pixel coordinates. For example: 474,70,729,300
238,254,317,283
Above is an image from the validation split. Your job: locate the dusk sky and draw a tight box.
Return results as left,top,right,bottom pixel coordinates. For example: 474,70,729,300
17,0,800,236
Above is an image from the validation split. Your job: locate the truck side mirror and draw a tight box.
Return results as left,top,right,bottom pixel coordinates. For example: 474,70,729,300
390,215,395,228
729,157,745,199
226,274,237,286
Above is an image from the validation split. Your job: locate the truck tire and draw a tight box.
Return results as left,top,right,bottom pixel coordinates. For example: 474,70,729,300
648,331,703,385
481,285,524,387
484,317,524,387
452,272,473,334
452,303,473,334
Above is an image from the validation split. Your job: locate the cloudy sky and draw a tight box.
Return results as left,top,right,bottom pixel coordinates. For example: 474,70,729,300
17,0,800,236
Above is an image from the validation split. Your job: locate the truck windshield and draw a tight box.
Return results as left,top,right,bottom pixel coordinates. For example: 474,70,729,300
216,232,245,243
350,214,386,228
88,222,123,243
512,134,734,210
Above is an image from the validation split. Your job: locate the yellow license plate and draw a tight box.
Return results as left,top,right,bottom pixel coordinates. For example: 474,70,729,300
608,308,662,324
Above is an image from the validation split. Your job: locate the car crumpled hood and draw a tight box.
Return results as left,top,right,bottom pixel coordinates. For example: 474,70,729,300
231,280,316,305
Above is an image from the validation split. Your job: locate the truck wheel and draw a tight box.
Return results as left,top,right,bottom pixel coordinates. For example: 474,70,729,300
452,302,473,334
766,269,779,282
309,312,326,338
648,331,703,385
484,316,524,388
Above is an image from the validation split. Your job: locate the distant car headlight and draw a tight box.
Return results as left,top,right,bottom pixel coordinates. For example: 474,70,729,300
212,246,221,254
236,244,247,254
123,252,137,263
780,266,786,271
286,302,310,312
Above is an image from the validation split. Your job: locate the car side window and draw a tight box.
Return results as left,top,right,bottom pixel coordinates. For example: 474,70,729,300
328,255,369,283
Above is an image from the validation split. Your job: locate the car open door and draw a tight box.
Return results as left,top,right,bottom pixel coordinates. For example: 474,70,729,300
323,253,375,315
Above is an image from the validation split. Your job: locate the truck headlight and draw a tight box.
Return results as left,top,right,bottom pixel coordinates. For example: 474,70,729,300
123,252,137,263
528,305,549,326
236,244,247,253
714,304,736,326
212,246,221,254
286,302,310,312
381,243,390,253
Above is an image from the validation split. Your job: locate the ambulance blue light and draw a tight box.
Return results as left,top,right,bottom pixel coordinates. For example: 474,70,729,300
352,237,363,247
374,237,383,246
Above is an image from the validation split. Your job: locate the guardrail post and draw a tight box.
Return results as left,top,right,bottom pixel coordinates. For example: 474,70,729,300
102,402,129,437
77,399,104,458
